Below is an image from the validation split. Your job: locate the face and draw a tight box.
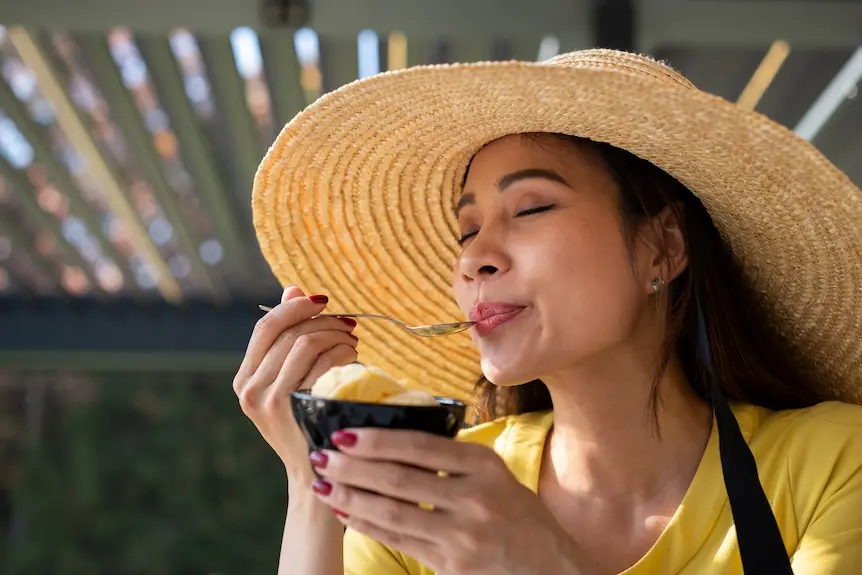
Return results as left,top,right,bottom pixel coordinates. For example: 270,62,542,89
452,135,668,386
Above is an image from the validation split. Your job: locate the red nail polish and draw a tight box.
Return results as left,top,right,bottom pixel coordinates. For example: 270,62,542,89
338,317,357,327
309,294,329,304
309,450,328,468
312,479,332,496
332,431,357,448
334,509,350,519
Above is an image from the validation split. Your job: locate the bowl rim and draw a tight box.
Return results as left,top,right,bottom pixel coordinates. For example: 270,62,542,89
290,391,466,409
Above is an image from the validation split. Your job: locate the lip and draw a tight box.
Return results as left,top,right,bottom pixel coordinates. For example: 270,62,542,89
470,302,526,335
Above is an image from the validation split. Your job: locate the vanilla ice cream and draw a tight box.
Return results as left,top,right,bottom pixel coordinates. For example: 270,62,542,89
311,364,439,406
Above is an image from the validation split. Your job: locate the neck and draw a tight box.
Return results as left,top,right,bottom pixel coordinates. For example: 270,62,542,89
542,351,712,502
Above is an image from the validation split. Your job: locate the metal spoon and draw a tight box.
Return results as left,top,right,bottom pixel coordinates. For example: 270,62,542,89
258,305,475,338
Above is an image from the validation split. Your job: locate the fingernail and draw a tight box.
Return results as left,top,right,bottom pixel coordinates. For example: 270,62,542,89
338,317,357,328
309,450,328,469
334,509,350,519
332,430,357,448
309,294,329,304
348,333,359,341
312,479,332,496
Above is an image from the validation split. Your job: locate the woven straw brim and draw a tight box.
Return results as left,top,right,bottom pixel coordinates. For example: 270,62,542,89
253,55,862,404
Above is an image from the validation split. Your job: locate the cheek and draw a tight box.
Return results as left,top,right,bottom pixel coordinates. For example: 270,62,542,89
524,220,643,350
553,223,637,298
529,215,632,289
478,226,644,385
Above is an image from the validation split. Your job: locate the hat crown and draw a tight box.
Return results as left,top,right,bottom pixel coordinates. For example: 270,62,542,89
546,49,697,91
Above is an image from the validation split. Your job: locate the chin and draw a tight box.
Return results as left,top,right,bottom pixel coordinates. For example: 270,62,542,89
479,357,539,388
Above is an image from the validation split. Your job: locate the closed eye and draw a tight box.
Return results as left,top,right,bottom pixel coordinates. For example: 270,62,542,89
516,204,555,217
457,230,477,245
458,205,555,245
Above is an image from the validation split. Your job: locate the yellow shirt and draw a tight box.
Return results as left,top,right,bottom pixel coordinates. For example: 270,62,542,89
343,401,862,574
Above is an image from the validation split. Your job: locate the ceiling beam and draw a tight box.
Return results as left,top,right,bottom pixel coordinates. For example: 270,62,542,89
0,0,856,49
801,77,862,180
196,36,263,232
258,30,305,127
0,0,593,39
406,36,430,67
75,33,225,300
0,154,97,291
445,39,491,64
0,209,61,291
3,0,857,50
136,34,256,285
7,28,183,302
0,296,266,371
196,35,281,294
832,129,862,193
319,35,358,93
507,37,543,63
0,65,136,294
638,0,862,52
594,0,636,53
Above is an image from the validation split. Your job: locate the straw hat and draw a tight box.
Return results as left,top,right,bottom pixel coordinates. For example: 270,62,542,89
252,49,862,404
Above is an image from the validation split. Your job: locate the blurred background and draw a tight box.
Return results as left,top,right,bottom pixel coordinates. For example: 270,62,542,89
0,0,860,573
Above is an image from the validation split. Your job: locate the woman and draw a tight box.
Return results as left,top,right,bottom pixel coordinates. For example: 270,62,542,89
233,50,862,574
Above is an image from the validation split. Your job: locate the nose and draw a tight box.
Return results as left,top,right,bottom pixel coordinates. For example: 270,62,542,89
458,231,511,282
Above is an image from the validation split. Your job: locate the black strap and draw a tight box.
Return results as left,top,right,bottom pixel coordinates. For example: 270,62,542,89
694,298,793,574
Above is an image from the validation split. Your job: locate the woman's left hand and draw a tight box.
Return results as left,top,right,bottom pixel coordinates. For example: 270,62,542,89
309,428,586,575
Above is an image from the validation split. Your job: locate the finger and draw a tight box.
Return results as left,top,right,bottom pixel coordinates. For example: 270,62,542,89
317,480,450,540
248,326,357,402
236,292,331,381
255,317,356,388
235,285,304,395
342,517,441,569
334,428,495,476
298,343,359,391
314,449,458,509
281,284,305,305
271,330,359,393
240,314,354,403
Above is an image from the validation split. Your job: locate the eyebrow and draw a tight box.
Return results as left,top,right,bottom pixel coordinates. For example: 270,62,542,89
454,168,570,216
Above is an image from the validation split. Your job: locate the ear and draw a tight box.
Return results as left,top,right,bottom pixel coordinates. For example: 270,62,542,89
643,204,688,293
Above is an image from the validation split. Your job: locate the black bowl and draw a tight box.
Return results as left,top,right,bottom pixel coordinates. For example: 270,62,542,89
290,392,467,451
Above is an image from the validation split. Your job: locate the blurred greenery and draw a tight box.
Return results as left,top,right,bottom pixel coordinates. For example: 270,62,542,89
1,372,286,575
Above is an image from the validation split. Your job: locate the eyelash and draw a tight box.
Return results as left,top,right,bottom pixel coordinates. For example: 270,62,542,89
457,204,555,245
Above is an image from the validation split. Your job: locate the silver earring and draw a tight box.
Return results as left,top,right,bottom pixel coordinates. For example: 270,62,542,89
651,276,665,292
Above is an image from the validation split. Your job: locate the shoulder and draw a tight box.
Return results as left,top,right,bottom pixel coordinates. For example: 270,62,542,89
455,409,553,450
455,410,553,489
776,400,862,473
751,400,862,445
747,401,862,528
454,414,512,445
748,400,862,466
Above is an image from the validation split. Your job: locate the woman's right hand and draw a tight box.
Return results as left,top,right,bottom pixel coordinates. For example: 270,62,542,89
233,285,359,480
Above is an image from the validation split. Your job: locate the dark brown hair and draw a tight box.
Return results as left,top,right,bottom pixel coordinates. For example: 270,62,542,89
471,134,825,423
